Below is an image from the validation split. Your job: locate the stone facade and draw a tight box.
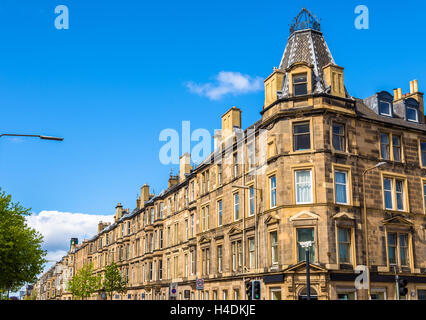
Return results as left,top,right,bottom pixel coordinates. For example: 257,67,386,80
34,9,426,301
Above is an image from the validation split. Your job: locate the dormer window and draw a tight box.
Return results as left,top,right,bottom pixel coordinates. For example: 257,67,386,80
406,106,418,122
379,101,392,117
405,98,420,123
293,73,308,96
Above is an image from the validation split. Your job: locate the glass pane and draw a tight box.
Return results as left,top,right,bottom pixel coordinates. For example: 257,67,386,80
381,134,390,159
399,234,408,265
332,135,342,151
338,292,355,300
396,183,403,210
294,123,310,134
406,107,418,121
295,134,310,150
424,184,426,208
294,83,308,96
271,290,282,300
297,228,314,262
388,233,396,264
296,170,312,203
379,101,391,115
293,74,307,83
421,142,426,167
333,123,344,135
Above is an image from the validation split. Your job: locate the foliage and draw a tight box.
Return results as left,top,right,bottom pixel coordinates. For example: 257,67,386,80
67,263,101,300
23,289,37,300
0,188,46,295
103,262,127,300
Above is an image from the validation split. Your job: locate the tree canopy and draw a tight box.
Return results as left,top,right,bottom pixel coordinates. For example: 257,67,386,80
67,263,101,299
103,262,127,300
0,188,46,295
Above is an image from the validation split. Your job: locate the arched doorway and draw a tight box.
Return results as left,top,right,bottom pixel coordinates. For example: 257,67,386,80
298,286,318,300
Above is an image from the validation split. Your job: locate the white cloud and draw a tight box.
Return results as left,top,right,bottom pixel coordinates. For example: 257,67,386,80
26,210,114,255
186,71,263,100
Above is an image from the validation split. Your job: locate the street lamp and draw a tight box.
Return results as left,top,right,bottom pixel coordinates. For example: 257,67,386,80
0,134,64,141
362,161,386,299
299,240,314,300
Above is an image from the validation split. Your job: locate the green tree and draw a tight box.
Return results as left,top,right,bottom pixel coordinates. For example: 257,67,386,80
0,188,46,297
67,263,101,300
103,262,127,300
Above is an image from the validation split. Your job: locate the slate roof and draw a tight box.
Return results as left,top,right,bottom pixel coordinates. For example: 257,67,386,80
277,9,341,98
356,98,426,132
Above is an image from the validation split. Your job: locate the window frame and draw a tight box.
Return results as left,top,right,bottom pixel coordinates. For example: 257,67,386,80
380,132,404,163
381,174,409,212
331,122,346,152
419,139,426,168
296,227,315,263
292,121,311,152
294,168,314,205
233,192,240,221
292,72,308,96
270,231,279,266
217,199,223,227
333,166,351,205
385,230,411,269
248,185,255,216
269,175,277,209
406,105,419,123
379,100,392,117
337,227,353,265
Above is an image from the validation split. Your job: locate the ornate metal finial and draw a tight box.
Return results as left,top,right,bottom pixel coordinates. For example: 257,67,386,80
290,8,321,34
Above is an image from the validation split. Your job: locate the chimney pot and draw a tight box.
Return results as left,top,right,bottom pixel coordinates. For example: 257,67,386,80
397,88,402,100
413,79,419,93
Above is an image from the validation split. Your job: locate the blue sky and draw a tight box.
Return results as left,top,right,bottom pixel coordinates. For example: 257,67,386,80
0,1,425,267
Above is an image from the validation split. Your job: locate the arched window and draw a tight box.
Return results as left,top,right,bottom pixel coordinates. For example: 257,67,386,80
298,286,318,300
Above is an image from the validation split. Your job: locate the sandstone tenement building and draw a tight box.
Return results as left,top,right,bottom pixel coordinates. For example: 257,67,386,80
34,9,426,300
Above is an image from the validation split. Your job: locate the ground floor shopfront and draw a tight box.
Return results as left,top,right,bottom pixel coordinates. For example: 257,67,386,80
91,262,426,301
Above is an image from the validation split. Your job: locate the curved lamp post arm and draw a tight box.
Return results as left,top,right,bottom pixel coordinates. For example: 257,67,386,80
0,134,63,141
362,161,386,299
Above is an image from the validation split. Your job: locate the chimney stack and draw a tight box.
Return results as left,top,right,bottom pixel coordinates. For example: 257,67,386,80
213,130,222,150
115,202,123,221
393,88,399,100
140,184,150,208
168,175,179,188
221,106,242,142
407,79,424,123
98,221,109,233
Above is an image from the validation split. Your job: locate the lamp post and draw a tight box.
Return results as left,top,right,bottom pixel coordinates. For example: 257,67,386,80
299,240,314,300
362,161,386,299
0,134,63,141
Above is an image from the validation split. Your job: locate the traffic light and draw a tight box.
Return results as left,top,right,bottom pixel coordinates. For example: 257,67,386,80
245,281,252,300
252,280,261,300
399,279,408,297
